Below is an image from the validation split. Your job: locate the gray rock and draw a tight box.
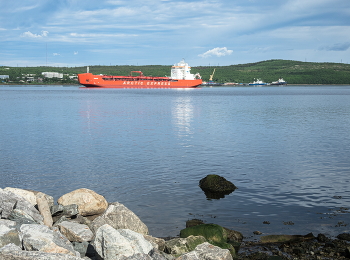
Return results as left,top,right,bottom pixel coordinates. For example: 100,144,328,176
58,221,94,242
119,253,153,260
3,188,54,208
51,204,64,216
0,220,17,229
91,202,149,235
176,242,233,260
8,209,37,223
144,235,166,251
20,224,79,256
93,224,153,260
0,225,21,248
36,192,53,227
0,188,43,224
63,204,79,218
150,250,175,260
53,216,70,227
72,241,96,258
0,243,82,259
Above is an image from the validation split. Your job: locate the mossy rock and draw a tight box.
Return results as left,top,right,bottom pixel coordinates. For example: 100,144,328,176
180,224,237,257
199,175,237,194
164,235,207,256
180,224,227,244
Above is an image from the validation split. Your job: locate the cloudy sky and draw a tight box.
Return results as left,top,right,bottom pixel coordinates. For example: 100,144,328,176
1,0,350,67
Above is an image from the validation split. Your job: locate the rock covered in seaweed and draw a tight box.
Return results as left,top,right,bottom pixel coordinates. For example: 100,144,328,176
199,175,237,199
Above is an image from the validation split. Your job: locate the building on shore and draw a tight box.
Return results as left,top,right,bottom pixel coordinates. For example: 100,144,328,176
42,72,63,78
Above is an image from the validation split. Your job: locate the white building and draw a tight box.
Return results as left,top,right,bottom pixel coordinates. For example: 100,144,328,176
42,72,63,78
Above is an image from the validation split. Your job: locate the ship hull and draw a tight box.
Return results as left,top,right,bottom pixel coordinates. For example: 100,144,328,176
78,73,202,89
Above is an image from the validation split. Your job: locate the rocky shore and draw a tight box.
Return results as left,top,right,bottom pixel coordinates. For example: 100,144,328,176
1,187,350,260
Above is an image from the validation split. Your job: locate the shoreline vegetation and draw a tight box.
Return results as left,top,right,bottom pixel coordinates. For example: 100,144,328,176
1,187,350,260
1,59,350,85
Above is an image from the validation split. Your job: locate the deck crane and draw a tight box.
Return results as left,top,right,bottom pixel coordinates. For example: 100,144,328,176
209,68,216,83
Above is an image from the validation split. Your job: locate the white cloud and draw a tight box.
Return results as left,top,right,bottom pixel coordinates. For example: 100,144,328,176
74,51,78,55
53,53,60,56
21,31,49,38
199,47,233,58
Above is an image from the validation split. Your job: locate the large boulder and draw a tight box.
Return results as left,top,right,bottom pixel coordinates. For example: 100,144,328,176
199,175,236,199
0,243,83,260
57,188,108,217
91,202,149,235
92,224,153,260
0,188,43,224
4,187,54,208
176,242,233,260
20,224,79,256
58,221,94,242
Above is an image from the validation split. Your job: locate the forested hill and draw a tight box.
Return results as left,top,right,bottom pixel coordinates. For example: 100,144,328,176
1,59,350,84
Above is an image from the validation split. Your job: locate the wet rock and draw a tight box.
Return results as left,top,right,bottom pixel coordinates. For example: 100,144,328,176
199,175,236,199
91,202,149,235
260,233,314,243
317,233,329,242
224,227,243,244
337,232,350,241
186,219,205,228
57,188,108,217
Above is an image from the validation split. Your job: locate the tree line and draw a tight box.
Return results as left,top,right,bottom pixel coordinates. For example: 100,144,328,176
1,59,350,85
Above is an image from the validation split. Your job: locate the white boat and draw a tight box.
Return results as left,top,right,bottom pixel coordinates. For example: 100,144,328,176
271,78,287,85
248,79,267,86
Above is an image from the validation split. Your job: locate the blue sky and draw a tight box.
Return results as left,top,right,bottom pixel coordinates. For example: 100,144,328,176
1,0,350,67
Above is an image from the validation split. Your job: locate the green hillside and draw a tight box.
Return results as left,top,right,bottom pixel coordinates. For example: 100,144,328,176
1,59,350,85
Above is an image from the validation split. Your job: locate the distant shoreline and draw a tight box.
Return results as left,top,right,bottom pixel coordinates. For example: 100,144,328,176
1,83,349,86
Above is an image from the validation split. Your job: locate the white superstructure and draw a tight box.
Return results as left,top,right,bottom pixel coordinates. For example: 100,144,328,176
171,59,201,80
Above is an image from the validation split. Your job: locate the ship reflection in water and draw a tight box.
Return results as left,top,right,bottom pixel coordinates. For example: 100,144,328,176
171,95,195,138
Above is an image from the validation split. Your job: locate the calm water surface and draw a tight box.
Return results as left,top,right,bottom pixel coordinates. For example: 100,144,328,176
1,85,350,239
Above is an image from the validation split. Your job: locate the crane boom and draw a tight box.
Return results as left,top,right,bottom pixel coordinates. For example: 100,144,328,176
209,68,216,81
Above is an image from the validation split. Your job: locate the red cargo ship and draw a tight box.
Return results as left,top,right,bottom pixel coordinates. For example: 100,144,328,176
78,60,202,88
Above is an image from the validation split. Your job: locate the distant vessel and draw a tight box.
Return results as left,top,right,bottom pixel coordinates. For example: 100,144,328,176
271,78,287,85
248,79,268,86
78,60,202,88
